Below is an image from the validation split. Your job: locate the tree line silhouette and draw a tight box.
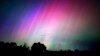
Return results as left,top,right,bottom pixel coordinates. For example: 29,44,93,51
0,41,99,56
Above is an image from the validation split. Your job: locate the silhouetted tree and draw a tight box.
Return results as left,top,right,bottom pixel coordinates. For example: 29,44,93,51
31,42,46,56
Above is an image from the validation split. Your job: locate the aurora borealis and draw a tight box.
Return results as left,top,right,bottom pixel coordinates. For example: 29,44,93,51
0,0,100,50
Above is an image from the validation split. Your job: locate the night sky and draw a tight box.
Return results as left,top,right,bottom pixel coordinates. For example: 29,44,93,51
0,0,100,51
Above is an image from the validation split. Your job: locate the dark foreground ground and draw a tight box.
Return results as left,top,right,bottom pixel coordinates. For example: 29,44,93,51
0,41,99,56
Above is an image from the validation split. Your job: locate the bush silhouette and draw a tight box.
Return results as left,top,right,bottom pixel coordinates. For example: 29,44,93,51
31,42,46,55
